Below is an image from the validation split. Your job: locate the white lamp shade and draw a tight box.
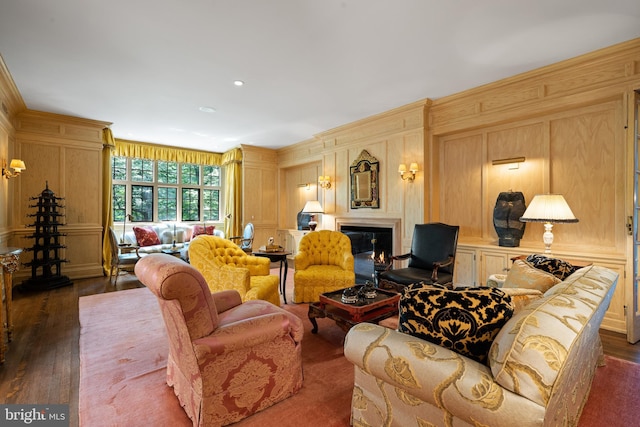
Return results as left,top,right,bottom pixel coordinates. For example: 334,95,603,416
302,200,324,214
409,163,419,172
520,194,578,223
10,159,26,171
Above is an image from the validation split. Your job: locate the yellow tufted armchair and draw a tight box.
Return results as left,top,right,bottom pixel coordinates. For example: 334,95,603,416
189,235,281,306
293,230,355,303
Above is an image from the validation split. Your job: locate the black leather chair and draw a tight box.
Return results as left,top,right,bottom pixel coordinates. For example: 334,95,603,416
377,222,459,291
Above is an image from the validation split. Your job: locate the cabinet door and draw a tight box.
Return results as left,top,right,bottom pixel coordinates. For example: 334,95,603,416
596,263,626,333
480,252,509,286
454,249,476,287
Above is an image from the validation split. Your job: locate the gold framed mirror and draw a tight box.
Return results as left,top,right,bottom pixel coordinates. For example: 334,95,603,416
350,150,380,209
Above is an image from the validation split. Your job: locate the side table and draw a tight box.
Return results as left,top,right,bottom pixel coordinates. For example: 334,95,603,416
253,250,292,304
0,247,22,364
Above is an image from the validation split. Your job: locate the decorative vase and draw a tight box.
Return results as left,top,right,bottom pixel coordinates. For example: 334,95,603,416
493,191,526,247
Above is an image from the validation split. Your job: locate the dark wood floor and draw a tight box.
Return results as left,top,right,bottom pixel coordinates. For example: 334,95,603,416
1,272,639,427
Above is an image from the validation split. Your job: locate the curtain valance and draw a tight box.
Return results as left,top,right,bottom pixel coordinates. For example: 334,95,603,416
114,138,223,166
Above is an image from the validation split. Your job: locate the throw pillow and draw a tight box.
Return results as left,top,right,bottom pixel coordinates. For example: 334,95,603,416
525,254,578,280
398,284,514,363
499,288,543,312
192,225,215,237
503,259,561,292
133,226,161,247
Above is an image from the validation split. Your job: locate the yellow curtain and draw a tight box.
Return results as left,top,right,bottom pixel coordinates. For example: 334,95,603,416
101,128,116,276
114,139,223,165
222,148,243,237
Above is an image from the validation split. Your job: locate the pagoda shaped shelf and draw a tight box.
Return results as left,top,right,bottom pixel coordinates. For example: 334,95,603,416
20,183,72,291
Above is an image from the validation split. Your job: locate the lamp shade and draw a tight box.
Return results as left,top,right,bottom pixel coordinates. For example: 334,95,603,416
520,194,578,223
10,159,26,171
302,200,323,214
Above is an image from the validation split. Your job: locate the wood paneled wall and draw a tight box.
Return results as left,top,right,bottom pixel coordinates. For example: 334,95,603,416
276,100,429,251
11,111,109,280
430,38,637,256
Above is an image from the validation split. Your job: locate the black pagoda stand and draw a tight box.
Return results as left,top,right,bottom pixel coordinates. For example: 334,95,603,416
19,183,73,291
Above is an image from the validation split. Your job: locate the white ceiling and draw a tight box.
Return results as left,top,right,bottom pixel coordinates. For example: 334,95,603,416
1,1,639,153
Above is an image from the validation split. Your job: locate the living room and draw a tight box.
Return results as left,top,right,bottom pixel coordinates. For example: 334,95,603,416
1,2,640,426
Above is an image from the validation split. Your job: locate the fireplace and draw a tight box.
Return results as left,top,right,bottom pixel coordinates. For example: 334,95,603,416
337,218,401,285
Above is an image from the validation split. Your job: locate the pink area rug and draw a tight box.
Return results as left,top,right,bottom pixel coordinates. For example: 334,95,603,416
79,287,639,426
79,287,350,427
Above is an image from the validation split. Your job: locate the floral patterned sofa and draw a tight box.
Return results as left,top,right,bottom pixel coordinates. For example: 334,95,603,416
344,264,618,426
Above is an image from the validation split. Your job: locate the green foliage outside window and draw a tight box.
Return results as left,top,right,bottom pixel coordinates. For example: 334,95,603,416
131,185,154,221
181,164,199,185
182,188,200,221
111,156,221,223
131,158,154,182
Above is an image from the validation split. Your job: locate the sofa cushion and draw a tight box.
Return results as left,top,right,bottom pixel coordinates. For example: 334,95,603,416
398,283,514,363
525,254,578,280
133,226,161,247
488,264,616,407
502,259,561,293
193,225,215,237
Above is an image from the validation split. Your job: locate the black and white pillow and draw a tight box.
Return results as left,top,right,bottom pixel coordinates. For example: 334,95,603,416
398,283,514,363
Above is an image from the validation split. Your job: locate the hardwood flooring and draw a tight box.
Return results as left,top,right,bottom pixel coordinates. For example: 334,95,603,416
0,272,639,427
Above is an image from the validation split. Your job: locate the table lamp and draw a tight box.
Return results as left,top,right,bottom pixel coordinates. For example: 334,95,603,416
520,194,578,254
302,200,324,231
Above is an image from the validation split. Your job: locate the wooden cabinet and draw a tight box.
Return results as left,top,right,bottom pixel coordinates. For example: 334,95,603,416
453,248,476,287
455,242,627,333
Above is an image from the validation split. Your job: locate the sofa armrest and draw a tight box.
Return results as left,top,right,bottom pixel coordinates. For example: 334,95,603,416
344,323,544,423
210,290,243,313
193,312,299,356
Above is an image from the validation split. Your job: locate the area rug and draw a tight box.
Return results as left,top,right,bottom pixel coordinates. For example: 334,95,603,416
79,287,350,427
79,287,639,427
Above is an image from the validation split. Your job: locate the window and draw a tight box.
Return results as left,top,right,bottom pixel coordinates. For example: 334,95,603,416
112,157,222,223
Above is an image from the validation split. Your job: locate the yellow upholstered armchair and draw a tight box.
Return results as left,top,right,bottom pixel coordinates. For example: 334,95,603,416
293,230,355,303
188,235,281,306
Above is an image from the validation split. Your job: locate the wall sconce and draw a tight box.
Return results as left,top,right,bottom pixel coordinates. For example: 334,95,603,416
399,163,418,182
318,176,332,189
2,159,26,179
492,156,525,170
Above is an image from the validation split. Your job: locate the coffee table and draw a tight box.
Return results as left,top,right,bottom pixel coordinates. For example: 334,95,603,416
308,286,400,334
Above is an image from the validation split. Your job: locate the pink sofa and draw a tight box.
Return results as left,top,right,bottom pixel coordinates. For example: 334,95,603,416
135,254,303,426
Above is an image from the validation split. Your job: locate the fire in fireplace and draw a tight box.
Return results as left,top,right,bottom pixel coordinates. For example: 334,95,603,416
340,225,393,284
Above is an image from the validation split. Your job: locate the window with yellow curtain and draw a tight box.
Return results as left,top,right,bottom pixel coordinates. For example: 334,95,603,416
112,156,222,223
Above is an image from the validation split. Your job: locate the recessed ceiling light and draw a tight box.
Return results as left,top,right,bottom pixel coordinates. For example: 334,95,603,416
233,80,244,86
199,106,216,113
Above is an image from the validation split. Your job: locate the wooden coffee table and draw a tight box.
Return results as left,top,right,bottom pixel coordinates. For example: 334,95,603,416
308,286,400,333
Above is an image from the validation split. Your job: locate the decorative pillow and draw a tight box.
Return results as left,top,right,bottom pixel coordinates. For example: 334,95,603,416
133,226,161,247
525,254,578,280
500,288,543,312
502,259,561,292
398,284,514,363
192,225,215,237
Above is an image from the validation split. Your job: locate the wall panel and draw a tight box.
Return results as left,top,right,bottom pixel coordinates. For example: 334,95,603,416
440,134,483,238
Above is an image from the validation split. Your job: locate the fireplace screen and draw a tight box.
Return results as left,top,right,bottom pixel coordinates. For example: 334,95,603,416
340,225,392,284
